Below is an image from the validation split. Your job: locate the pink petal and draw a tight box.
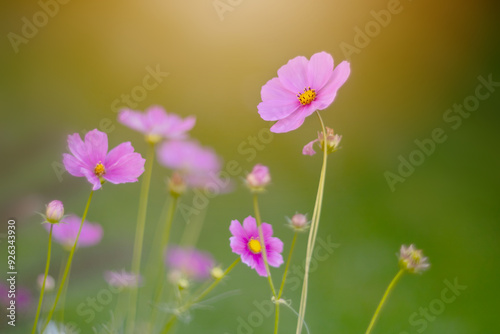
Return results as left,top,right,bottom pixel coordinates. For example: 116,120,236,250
261,77,294,102
63,153,87,177
302,139,319,156
229,220,246,239
67,133,88,163
118,109,148,134
261,223,274,239
266,236,284,254
84,129,108,164
241,251,258,269
146,105,169,125
103,152,145,184
254,256,268,277
105,142,135,167
230,236,247,254
266,249,284,268
81,167,102,190
307,52,334,90
167,115,196,139
242,216,259,238
270,108,308,133
277,56,309,93
315,61,351,109
258,99,300,121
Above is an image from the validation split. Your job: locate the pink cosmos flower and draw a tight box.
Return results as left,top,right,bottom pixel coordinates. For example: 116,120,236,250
258,52,350,133
104,270,142,288
118,105,196,142
157,140,227,190
165,246,215,281
63,129,145,190
229,216,283,277
45,214,103,249
246,164,271,192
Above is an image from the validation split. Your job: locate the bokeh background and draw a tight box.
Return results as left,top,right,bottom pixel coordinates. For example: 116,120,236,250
1,0,499,333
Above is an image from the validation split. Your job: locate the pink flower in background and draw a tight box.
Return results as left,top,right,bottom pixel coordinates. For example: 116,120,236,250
63,129,145,190
246,164,271,192
258,52,350,133
165,246,215,281
157,140,228,190
229,216,283,277
104,270,142,288
118,106,196,143
45,214,103,249
0,283,31,311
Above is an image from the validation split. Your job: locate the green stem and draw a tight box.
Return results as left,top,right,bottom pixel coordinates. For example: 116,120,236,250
159,258,241,334
296,111,328,334
252,194,277,297
278,232,298,299
274,301,280,334
150,195,179,329
31,225,53,334
126,143,155,334
42,190,94,332
365,269,405,334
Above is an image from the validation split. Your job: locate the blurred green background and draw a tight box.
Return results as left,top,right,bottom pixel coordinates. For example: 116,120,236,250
1,0,499,333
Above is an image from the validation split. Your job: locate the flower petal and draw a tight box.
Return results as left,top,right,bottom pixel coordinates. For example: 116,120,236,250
307,52,334,90
266,249,284,268
105,142,135,167
261,77,294,102
315,61,351,109
242,216,259,238
230,236,247,254
229,219,247,240
67,133,88,163
103,152,145,184
81,167,102,190
270,108,308,133
118,109,148,134
302,139,319,156
261,223,274,239
258,99,301,121
277,56,309,93
84,129,108,164
254,256,268,277
63,153,87,177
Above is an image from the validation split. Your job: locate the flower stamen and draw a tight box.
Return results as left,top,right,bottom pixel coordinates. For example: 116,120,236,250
94,162,106,177
248,238,262,254
297,87,316,105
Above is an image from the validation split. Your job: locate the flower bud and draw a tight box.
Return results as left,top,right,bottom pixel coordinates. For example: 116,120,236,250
45,200,64,224
398,244,430,274
37,274,55,292
319,127,342,154
177,278,190,290
168,172,186,197
246,164,271,193
287,213,310,232
211,266,224,280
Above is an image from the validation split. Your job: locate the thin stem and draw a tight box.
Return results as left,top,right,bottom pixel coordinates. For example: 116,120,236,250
296,111,328,334
126,143,155,334
31,224,53,334
274,301,280,334
42,190,94,332
252,194,277,297
365,269,405,334
149,195,179,329
278,232,298,298
159,258,241,334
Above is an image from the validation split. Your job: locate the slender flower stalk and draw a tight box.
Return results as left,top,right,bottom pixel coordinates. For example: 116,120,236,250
253,194,277,297
160,258,241,334
296,111,328,334
365,269,405,334
126,143,155,334
31,225,53,334
42,190,94,332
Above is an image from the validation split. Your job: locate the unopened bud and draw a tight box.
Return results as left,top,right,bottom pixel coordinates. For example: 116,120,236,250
45,200,64,224
246,164,271,193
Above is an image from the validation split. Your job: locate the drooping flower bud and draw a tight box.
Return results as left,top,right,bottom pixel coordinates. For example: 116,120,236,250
45,200,64,224
246,164,271,193
398,244,430,274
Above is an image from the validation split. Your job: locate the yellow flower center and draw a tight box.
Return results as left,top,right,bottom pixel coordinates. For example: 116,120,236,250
297,87,316,105
94,162,106,176
248,238,262,254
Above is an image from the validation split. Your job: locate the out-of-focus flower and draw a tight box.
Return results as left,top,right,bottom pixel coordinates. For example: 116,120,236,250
246,164,271,193
287,213,310,232
168,171,187,197
0,283,31,311
302,127,342,156
258,52,350,133
62,129,145,190
37,274,55,292
165,246,215,282
210,266,224,280
45,214,103,250
118,105,196,144
398,244,430,274
104,270,142,288
229,216,283,277
45,200,64,224
157,140,228,191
